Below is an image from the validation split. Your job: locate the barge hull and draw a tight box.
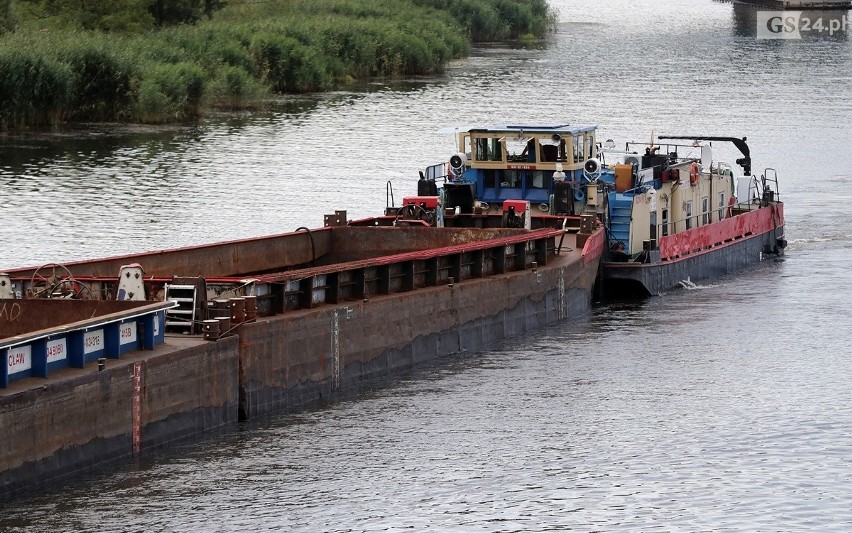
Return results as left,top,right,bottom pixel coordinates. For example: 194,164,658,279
1,225,603,496
0,337,240,496
239,261,596,418
603,225,784,296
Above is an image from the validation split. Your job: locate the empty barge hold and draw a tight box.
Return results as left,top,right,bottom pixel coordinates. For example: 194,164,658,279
0,218,604,495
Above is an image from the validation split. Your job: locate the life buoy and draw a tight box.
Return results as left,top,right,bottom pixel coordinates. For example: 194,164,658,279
689,162,700,186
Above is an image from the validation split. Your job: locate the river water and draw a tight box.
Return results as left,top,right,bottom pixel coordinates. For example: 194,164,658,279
1,0,851,530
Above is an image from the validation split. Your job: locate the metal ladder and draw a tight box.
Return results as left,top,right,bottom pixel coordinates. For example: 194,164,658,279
608,191,634,250
164,284,197,334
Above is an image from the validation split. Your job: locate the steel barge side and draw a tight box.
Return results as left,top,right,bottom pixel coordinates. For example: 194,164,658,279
0,221,603,496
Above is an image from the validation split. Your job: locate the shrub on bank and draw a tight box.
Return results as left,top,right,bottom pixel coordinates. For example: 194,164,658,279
61,42,136,122
136,62,206,123
249,32,332,93
208,66,266,109
413,0,554,40
0,47,72,128
0,0,15,35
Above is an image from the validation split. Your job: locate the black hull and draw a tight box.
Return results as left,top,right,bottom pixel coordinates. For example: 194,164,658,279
602,226,785,297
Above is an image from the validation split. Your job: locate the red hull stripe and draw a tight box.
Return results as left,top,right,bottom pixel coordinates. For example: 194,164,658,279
582,230,605,264
659,203,784,261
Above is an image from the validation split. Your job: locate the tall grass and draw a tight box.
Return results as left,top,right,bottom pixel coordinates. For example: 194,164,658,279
413,0,555,39
0,0,15,35
61,41,136,122
0,0,554,129
136,62,206,123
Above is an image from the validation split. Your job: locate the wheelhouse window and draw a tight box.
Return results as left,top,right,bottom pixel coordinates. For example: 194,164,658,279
685,201,693,230
702,196,710,225
573,135,585,163
539,138,566,162
506,138,533,163
662,208,669,236
474,137,503,162
718,192,726,219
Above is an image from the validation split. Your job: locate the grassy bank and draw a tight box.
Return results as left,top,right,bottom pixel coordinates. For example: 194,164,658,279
0,0,555,129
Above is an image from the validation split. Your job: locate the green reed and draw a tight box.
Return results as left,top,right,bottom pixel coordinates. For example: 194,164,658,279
0,0,553,129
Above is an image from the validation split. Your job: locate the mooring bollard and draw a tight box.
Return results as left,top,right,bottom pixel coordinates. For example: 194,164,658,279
229,297,245,325
202,319,221,341
208,299,230,320
97,358,106,372
216,316,231,337
244,295,257,322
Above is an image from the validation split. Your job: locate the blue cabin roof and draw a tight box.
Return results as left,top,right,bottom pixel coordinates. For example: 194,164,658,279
467,125,598,135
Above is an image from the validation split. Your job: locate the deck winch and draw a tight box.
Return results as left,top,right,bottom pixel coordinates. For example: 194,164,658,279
502,200,531,230
396,196,439,226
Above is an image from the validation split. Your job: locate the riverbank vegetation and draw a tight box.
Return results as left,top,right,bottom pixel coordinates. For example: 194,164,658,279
0,0,556,129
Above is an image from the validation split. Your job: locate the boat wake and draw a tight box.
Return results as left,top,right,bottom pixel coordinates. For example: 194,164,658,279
679,277,716,290
788,234,852,245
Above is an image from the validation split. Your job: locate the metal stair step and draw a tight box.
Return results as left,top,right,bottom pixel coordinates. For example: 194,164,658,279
164,283,198,333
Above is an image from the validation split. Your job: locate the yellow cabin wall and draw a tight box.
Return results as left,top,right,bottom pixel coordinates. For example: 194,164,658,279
635,163,733,254
629,192,651,254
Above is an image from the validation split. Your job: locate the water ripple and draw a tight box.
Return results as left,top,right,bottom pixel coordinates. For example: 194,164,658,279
1,0,852,530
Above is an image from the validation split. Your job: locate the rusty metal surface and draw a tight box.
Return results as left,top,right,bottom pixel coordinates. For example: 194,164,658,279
4,228,335,279
0,335,239,495
350,213,583,231
238,238,601,418
258,228,564,283
0,222,605,494
603,223,782,296
582,229,606,265
324,226,537,263
1,225,598,337
5,226,540,279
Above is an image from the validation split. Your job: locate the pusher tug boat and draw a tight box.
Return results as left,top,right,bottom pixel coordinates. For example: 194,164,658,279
400,125,785,296
596,134,785,296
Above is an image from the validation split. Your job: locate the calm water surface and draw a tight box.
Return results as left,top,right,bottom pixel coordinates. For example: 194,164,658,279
1,0,851,530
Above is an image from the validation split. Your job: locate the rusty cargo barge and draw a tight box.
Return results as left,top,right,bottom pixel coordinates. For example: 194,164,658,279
0,216,604,495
